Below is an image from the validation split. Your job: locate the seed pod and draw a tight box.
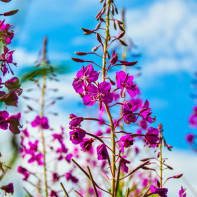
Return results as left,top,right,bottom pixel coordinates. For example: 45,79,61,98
96,33,102,45
0,0,11,2
3,9,18,16
75,52,88,56
116,31,125,39
113,20,117,30
81,28,94,35
95,22,101,30
119,39,127,46
72,58,85,63
92,45,101,52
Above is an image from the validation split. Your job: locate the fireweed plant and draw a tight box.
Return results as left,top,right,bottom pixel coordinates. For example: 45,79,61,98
0,0,22,195
18,37,79,197
67,0,186,196
186,72,197,152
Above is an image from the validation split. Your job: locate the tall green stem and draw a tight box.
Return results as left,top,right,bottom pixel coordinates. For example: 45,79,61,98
158,123,163,188
102,0,116,196
40,37,48,197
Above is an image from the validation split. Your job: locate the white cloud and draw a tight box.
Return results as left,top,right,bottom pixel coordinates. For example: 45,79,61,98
164,148,197,196
13,48,37,67
13,47,71,68
126,0,197,75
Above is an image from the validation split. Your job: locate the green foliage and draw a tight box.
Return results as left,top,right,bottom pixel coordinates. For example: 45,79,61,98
19,62,72,83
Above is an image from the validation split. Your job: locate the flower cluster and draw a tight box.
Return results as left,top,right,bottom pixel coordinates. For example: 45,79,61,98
18,37,81,197
186,73,197,151
0,4,21,196
66,0,185,196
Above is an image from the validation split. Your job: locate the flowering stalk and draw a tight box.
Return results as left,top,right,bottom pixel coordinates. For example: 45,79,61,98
102,1,116,195
40,37,48,197
18,37,81,196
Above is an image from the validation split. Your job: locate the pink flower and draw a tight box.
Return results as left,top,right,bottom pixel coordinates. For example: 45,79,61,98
179,186,186,197
145,127,159,148
83,82,113,107
0,46,16,75
121,156,130,173
69,114,83,129
150,185,168,197
186,133,194,144
69,128,86,144
65,172,78,183
31,115,49,129
0,20,14,44
139,100,155,123
50,190,58,197
80,138,94,152
72,64,99,93
116,71,139,98
0,183,14,195
118,134,134,153
96,144,108,160
17,166,30,181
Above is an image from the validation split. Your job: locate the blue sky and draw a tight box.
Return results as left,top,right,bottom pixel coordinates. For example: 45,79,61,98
1,0,197,150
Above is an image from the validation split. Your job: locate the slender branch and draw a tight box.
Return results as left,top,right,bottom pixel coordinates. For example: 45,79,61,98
72,159,112,195
60,182,70,197
87,166,99,197
124,188,129,197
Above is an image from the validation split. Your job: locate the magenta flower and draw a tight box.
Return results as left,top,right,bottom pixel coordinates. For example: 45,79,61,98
96,144,108,160
142,178,148,187
139,119,148,130
130,98,143,111
179,186,186,197
69,128,86,144
17,166,30,181
83,82,113,106
21,128,29,138
31,115,49,129
72,64,99,93
7,113,21,134
0,20,14,44
0,110,9,130
145,127,159,148
88,187,102,197
28,153,43,166
189,107,197,128
0,183,14,195
150,185,168,197
121,156,130,173
65,153,73,163
0,46,16,75
5,77,20,90
118,134,134,153
50,190,58,197
52,173,60,183
27,140,39,154
122,101,138,124
139,100,155,123
116,71,140,98
186,133,194,144
0,90,18,106
110,51,118,65
80,138,94,151
69,114,83,129
65,172,78,183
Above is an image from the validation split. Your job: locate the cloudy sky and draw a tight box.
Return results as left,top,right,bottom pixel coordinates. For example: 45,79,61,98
1,0,197,196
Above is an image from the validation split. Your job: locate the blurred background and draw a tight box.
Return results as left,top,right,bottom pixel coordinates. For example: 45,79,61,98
1,0,197,196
